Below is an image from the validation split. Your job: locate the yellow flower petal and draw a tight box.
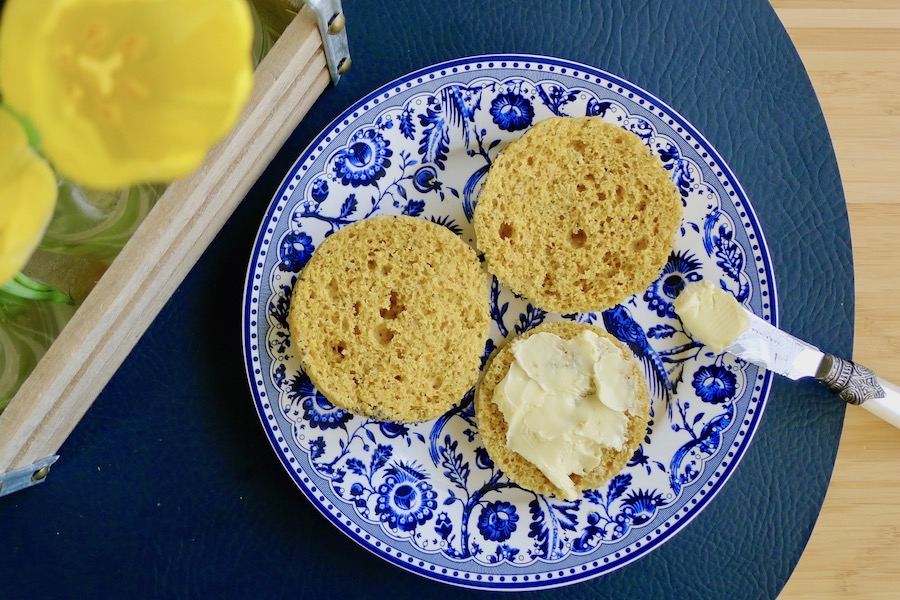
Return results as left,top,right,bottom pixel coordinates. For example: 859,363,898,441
0,0,254,190
0,108,58,286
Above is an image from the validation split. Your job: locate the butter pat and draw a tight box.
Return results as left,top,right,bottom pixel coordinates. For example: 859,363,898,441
493,330,637,499
674,280,748,353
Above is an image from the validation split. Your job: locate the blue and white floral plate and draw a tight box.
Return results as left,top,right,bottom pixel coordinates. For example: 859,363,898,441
242,54,777,591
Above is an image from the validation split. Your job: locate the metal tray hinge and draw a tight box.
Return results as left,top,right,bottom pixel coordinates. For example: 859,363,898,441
303,0,350,84
0,456,59,498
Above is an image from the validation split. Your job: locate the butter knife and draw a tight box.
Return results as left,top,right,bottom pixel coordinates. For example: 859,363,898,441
727,310,900,428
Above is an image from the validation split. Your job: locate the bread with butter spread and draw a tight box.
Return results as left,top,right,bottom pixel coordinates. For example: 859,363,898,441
289,215,490,423
474,320,650,498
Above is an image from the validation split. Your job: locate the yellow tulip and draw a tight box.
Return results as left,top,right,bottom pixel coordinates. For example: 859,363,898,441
0,0,255,190
0,107,58,286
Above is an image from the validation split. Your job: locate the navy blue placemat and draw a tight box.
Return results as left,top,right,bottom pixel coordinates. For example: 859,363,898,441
1,1,850,598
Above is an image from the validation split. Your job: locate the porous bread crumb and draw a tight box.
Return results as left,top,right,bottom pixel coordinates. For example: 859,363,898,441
289,215,490,423
474,116,682,313
475,321,650,499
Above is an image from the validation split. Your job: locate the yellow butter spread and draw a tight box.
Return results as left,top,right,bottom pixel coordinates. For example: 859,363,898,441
493,330,637,499
674,280,749,353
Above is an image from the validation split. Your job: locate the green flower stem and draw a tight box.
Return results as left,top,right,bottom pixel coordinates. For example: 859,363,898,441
0,273,74,306
0,275,77,412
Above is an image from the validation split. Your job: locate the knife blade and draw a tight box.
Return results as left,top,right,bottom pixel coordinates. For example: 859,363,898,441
725,308,900,428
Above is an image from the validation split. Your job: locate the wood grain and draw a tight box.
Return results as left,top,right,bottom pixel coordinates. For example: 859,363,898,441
0,6,330,473
771,1,900,597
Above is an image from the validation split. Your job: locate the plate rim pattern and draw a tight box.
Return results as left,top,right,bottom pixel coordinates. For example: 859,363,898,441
241,53,778,591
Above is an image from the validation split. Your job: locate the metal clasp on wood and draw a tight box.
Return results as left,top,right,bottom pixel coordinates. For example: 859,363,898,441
0,456,58,497
303,0,351,84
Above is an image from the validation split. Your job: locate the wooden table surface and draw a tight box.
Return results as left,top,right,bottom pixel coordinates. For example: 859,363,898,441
771,1,900,597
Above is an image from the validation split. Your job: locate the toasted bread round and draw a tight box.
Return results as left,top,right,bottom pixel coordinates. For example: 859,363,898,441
289,215,490,422
474,116,682,313
475,320,650,498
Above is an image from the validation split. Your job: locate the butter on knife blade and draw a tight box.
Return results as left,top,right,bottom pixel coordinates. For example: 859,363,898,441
674,281,900,429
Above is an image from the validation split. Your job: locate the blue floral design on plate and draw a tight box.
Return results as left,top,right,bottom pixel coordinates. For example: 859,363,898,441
411,165,443,195
643,250,703,318
278,231,314,273
478,501,520,542
489,92,535,131
243,54,777,591
310,177,329,204
375,462,438,532
289,375,353,430
332,126,393,187
692,364,739,404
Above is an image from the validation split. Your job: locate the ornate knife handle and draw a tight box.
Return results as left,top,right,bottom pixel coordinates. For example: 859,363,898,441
815,356,900,429
815,355,885,405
